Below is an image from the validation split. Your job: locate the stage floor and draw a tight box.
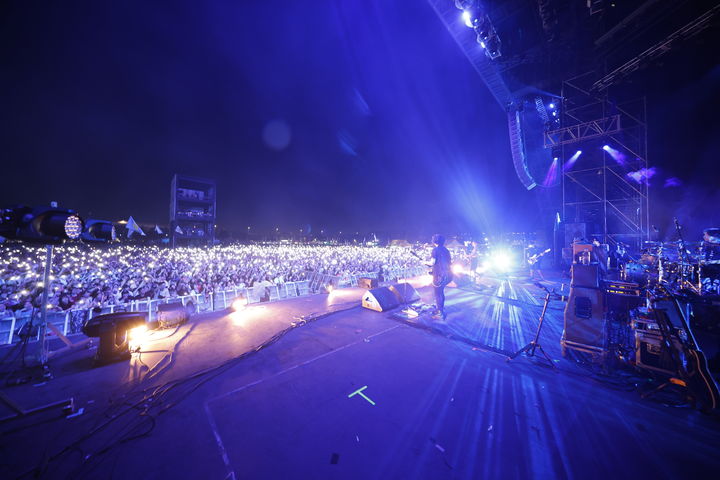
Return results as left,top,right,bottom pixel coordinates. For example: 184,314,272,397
1,274,719,479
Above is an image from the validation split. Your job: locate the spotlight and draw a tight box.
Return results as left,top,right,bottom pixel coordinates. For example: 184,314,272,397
549,103,555,109
0,205,85,244
484,36,502,59
231,297,247,311
128,324,148,351
452,263,465,275
462,11,474,28
602,145,610,150
491,250,514,272
81,219,116,243
326,284,334,293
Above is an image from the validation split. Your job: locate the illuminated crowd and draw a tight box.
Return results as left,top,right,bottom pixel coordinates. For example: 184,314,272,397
0,243,422,316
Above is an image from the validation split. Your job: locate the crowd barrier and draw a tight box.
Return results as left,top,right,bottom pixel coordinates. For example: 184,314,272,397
0,266,424,346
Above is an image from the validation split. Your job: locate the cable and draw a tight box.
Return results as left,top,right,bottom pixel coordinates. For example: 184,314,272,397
16,301,360,479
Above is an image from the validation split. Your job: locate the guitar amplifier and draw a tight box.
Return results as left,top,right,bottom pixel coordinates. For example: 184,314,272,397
632,310,685,375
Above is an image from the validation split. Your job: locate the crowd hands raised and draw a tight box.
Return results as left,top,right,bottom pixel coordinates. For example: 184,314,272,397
0,243,421,316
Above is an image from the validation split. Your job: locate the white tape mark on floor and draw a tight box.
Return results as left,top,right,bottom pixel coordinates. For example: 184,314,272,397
203,323,401,479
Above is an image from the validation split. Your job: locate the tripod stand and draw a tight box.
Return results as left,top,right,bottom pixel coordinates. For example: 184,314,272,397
507,283,564,367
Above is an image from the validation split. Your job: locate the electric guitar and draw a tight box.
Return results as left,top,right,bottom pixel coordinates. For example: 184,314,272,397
410,250,452,285
411,250,433,274
651,288,719,411
527,248,551,266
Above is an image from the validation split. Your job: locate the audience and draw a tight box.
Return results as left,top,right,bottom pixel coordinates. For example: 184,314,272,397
0,243,422,315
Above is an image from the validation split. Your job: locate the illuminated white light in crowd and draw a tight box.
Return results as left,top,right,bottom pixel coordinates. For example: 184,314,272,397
451,263,465,275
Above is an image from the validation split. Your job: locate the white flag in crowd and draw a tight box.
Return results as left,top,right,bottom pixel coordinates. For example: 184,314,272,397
126,216,146,237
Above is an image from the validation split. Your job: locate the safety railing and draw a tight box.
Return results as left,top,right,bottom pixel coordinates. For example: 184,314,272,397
0,280,310,346
1,266,424,346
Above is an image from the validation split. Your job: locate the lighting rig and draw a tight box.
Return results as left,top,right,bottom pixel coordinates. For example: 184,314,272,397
0,205,116,366
455,0,502,60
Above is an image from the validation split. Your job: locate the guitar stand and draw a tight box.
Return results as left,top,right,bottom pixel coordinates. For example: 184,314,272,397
507,291,555,368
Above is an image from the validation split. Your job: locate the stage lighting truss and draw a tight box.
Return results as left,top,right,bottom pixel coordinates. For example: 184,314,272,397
455,1,502,60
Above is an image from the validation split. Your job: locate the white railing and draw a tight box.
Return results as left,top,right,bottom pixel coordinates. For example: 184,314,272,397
0,280,310,346
0,266,424,346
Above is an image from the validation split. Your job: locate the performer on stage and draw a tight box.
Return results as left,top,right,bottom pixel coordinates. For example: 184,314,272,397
526,244,546,281
468,240,480,279
430,234,452,320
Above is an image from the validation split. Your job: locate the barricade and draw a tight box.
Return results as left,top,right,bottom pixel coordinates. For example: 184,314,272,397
0,271,417,346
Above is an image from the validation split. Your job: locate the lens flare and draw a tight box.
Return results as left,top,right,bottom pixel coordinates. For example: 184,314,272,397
491,251,513,272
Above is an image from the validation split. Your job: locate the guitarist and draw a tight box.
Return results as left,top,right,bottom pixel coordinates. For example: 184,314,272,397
527,244,550,281
430,234,452,321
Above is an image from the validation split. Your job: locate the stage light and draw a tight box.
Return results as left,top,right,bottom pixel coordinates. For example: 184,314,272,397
128,324,148,351
326,284,334,293
231,297,247,311
462,11,473,28
563,150,583,171
452,263,465,275
81,219,116,243
602,145,626,165
1,205,85,243
491,250,513,272
549,103,555,109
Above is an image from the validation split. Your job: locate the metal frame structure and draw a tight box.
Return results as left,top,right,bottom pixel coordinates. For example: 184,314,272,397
170,174,216,246
549,73,649,250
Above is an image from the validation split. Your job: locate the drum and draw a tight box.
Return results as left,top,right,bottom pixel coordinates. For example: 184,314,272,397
623,261,649,286
700,263,720,295
639,253,657,266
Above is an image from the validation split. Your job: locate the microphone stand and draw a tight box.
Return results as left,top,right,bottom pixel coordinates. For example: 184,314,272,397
507,282,565,367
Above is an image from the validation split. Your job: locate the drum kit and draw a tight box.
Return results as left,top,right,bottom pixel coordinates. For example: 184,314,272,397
620,227,720,296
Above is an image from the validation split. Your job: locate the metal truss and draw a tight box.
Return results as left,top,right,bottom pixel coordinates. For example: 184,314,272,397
544,114,620,148
560,73,649,250
592,4,720,92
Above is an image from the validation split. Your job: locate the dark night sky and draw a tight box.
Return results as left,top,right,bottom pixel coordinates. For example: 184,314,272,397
1,0,718,238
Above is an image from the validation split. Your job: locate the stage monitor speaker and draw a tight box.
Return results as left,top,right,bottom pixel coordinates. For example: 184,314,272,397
389,283,420,304
362,287,400,312
358,277,378,289
157,301,191,328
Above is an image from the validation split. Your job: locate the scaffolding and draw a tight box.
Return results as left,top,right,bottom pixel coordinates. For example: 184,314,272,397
546,73,649,250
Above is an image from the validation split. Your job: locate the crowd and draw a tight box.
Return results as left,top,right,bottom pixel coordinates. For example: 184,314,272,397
0,243,422,317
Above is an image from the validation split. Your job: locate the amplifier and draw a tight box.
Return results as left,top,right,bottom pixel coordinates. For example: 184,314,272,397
632,311,683,375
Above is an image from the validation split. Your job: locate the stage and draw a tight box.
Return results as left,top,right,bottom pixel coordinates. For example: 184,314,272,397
1,274,719,479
